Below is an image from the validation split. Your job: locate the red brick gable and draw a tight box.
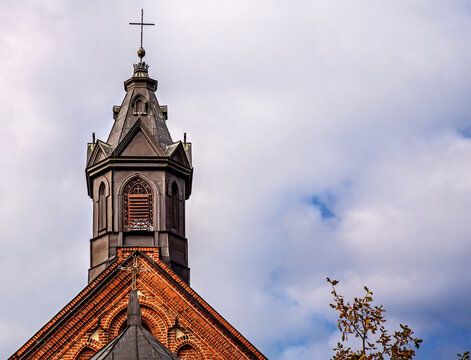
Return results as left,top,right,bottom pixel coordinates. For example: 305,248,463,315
9,248,267,360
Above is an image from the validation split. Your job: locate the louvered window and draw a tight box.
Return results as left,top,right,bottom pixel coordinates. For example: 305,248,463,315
123,179,153,231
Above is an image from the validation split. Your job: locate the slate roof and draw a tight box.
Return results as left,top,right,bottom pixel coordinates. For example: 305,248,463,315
85,61,194,173
90,290,178,360
107,62,173,151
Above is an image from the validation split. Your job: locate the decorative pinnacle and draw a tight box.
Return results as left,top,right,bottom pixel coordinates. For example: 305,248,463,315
133,62,149,77
129,9,155,63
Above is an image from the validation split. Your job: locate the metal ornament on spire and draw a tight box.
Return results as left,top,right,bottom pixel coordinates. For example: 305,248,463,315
119,256,149,290
129,9,155,62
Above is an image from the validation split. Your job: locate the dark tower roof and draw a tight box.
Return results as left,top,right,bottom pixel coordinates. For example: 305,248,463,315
90,290,179,360
107,62,173,151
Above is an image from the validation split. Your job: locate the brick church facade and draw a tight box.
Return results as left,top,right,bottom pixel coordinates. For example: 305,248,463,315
9,29,267,360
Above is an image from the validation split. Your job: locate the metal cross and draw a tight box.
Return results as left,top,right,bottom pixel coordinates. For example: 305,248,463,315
129,9,155,50
119,256,149,290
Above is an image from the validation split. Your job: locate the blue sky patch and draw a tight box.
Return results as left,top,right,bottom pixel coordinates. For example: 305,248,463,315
309,194,336,219
458,126,471,138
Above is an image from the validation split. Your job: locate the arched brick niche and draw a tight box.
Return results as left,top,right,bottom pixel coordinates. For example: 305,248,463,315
118,317,153,334
176,344,201,360
75,347,96,360
108,305,168,344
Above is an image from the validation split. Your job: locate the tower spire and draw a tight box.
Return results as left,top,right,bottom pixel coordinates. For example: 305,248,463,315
129,9,155,62
86,12,193,285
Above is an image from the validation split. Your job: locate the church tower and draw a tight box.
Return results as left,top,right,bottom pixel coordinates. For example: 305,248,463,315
86,58,193,284
9,11,267,360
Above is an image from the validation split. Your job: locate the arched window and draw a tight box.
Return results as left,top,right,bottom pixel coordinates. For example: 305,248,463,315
133,97,147,115
123,178,153,231
171,182,180,233
98,182,106,231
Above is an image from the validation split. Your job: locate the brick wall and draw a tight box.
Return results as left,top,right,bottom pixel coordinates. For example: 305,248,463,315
10,249,266,360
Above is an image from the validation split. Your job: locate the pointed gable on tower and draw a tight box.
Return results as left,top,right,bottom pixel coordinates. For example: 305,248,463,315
166,141,192,168
113,119,167,158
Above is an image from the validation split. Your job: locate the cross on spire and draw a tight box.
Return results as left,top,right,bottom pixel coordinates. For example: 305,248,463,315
119,256,149,290
129,9,155,62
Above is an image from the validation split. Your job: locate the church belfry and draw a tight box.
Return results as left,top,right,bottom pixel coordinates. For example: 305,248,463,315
85,16,193,284
10,11,268,360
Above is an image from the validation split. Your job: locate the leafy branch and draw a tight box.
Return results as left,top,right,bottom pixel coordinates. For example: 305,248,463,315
327,277,422,360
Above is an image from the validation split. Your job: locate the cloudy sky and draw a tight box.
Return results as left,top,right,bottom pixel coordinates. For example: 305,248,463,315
1,0,471,359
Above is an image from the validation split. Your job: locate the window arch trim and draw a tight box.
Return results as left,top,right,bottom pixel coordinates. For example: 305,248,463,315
174,340,205,360
170,181,180,233
98,182,107,231
132,95,148,115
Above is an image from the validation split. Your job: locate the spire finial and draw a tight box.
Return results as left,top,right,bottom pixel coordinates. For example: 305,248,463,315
129,9,155,63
